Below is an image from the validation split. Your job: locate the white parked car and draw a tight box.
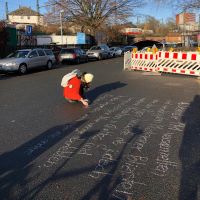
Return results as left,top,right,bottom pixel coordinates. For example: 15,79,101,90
0,48,56,74
109,47,122,57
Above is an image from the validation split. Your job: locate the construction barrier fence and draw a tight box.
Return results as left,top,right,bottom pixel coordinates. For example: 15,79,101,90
124,51,200,77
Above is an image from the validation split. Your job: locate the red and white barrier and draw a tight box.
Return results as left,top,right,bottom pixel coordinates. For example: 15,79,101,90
124,50,200,77
157,51,200,76
131,52,158,72
124,52,132,70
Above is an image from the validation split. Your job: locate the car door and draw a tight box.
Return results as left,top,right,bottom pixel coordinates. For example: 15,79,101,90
27,50,39,68
75,49,82,61
100,46,107,58
37,49,47,67
80,49,87,62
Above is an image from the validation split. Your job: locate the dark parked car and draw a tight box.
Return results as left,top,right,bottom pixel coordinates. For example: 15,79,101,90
58,48,88,64
121,46,138,54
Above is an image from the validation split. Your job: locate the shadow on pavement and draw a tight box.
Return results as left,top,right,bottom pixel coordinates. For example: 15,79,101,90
80,125,143,200
0,119,86,200
179,95,200,200
87,81,127,103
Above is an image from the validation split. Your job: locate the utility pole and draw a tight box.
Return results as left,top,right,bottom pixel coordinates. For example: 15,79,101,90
5,1,8,21
60,10,64,45
36,0,40,25
137,16,139,26
199,14,200,30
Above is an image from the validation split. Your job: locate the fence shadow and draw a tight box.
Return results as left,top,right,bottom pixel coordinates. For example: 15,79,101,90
179,95,200,200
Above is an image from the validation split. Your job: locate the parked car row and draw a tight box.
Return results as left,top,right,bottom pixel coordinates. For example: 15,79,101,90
58,44,125,64
0,45,135,75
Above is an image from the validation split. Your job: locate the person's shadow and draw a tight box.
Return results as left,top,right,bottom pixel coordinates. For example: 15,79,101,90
179,95,200,200
86,82,127,103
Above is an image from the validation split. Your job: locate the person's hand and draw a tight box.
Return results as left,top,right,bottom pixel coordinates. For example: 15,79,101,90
80,98,89,108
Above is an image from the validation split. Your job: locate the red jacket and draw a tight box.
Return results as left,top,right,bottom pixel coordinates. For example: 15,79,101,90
63,76,82,100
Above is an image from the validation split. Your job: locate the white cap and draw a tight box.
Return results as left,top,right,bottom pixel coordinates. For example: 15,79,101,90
84,73,94,83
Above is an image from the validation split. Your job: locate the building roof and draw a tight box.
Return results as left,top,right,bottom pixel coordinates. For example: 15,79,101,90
9,6,42,16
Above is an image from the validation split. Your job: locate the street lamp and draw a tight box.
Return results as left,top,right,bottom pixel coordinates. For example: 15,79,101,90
60,10,64,45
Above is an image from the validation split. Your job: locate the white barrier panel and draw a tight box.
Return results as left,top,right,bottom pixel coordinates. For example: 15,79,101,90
124,52,132,70
157,51,200,76
131,52,158,72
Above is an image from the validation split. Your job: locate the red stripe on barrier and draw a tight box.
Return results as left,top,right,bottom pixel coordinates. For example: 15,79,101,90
181,70,185,73
159,52,161,57
165,52,169,58
150,54,153,60
135,54,138,59
191,54,197,60
156,55,158,59
182,53,187,60
173,53,178,59
132,54,134,58
190,71,195,75
140,54,143,59
164,68,168,71
172,69,176,72
140,67,142,70
150,69,153,71
144,68,147,70
157,67,160,70
145,54,148,59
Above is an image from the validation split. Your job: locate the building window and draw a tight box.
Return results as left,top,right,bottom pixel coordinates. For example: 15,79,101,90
27,16,30,20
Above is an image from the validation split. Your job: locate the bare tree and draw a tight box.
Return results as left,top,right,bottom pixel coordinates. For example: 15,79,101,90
45,0,145,35
153,0,200,11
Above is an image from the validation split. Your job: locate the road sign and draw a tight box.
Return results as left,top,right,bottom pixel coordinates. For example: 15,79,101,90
25,25,32,36
76,32,85,44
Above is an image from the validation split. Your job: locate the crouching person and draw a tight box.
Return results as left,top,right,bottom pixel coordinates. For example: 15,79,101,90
63,71,94,108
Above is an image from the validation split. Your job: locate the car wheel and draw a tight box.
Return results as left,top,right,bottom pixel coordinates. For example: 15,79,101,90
74,57,80,64
47,60,53,70
18,64,27,74
98,54,102,60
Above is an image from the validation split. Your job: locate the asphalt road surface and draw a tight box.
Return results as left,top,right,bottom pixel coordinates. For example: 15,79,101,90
1,57,200,200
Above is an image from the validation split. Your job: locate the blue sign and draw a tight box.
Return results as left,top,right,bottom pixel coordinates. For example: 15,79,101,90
76,32,86,44
25,25,32,36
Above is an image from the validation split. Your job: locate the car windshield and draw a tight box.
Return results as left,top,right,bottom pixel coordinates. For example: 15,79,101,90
7,50,30,58
60,49,74,54
90,46,101,50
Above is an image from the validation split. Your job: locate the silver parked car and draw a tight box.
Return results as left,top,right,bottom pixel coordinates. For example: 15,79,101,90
86,44,110,60
0,48,56,74
109,47,122,57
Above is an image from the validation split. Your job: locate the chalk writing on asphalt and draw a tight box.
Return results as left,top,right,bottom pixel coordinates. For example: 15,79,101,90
27,94,190,200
